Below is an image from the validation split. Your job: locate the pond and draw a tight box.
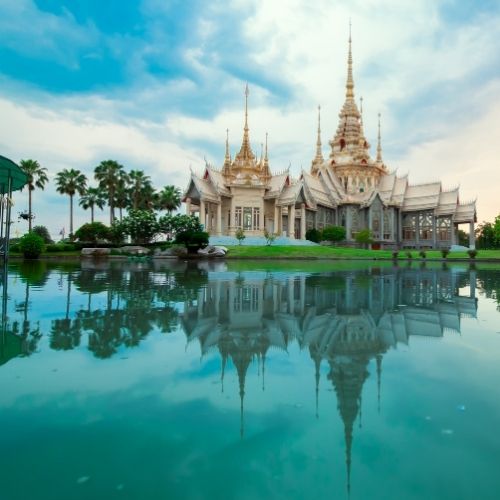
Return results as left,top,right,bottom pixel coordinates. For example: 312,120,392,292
1,259,500,500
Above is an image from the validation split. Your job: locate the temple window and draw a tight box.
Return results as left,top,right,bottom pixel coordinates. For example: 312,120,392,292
402,214,417,240
253,208,260,229
383,209,391,240
437,217,451,240
235,207,242,228
419,212,433,240
372,210,381,239
243,207,252,230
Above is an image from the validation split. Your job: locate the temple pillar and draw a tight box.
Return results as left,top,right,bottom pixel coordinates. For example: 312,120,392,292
346,207,352,240
451,223,456,246
230,197,235,236
185,197,191,216
289,204,296,239
274,204,279,234
432,216,437,249
199,199,206,229
469,221,475,249
216,203,222,235
300,203,306,240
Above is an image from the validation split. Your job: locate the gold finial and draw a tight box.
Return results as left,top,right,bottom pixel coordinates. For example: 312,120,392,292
225,128,230,158
314,105,324,163
244,83,249,130
377,112,383,162
235,83,255,162
265,132,269,161
346,21,354,99
259,142,264,164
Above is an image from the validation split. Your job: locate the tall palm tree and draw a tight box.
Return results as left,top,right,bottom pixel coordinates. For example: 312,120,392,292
19,159,49,232
79,186,106,223
157,185,182,214
55,169,87,236
94,160,125,225
128,170,152,210
114,171,130,221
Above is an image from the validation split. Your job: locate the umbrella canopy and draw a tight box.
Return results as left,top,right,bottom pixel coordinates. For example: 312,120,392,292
0,155,28,194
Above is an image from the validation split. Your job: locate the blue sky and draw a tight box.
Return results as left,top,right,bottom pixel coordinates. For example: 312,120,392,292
0,0,499,236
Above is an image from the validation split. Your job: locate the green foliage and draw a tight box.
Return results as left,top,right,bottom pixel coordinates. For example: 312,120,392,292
441,248,450,258
157,185,182,213
174,230,209,251
32,225,53,244
46,243,77,252
235,228,246,245
116,209,159,244
476,215,500,249
321,225,346,243
74,222,110,244
263,229,277,246
158,214,203,235
391,250,399,259
305,228,321,243
419,250,426,259
467,249,478,259
458,229,469,247
355,229,373,247
405,251,413,259
19,232,45,259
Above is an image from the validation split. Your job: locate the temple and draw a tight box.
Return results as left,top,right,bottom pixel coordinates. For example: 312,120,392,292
182,31,476,249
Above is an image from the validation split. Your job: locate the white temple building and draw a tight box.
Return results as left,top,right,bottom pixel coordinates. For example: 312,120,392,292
182,33,476,249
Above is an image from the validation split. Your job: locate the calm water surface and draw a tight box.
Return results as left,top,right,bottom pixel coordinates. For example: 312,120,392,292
1,259,500,500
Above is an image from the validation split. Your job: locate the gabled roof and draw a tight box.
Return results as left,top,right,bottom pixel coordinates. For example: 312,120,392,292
454,201,476,223
402,182,441,211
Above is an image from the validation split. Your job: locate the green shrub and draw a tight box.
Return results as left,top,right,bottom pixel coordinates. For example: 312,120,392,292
305,228,321,243
355,229,373,248
419,250,426,259
46,243,77,252
174,230,209,252
74,222,110,244
441,248,450,258
392,250,399,259
117,210,159,244
9,242,21,253
321,225,346,243
467,249,478,259
405,251,413,259
32,225,54,244
235,228,246,245
264,229,277,246
19,232,45,259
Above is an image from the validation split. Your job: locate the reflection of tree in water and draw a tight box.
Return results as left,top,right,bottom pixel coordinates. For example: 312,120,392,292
476,267,500,311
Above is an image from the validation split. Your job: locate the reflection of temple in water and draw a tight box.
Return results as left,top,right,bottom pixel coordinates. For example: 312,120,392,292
181,266,477,493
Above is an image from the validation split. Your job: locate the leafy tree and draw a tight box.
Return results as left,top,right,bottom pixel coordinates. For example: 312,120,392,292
94,160,125,224
476,215,500,249
158,214,207,251
115,209,159,244
32,225,53,244
19,232,45,259
55,168,88,236
157,185,182,214
235,228,246,245
321,225,346,244
355,229,373,248
263,229,277,246
19,159,49,232
458,229,468,247
79,186,106,223
74,222,110,244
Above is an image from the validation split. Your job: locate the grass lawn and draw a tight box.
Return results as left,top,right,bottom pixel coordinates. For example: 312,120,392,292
224,245,500,261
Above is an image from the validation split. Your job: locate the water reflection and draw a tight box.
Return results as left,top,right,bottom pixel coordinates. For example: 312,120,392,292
0,260,495,494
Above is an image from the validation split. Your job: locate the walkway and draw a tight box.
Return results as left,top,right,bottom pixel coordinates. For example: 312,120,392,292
209,235,319,247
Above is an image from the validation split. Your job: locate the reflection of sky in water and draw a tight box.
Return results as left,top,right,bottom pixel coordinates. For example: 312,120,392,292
1,261,500,500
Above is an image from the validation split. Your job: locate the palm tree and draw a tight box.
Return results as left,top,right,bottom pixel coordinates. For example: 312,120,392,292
19,159,49,232
157,185,182,214
94,160,125,225
55,169,87,236
79,187,106,223
114,171,130,221
128,170,152,210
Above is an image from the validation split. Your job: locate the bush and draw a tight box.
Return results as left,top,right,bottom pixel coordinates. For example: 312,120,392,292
174,230,209,252
19,232,45,259
32,225,54,244
467,249,478,259
115,210,159,244
264,229,277,246
392,250,399,259
405,251,413,259
235,228,246,245
46,243,77,252
305,228,321,243
321,225,346,244
355,229,373,248
419,250,426,259
441,248,450,258
74,222,110,244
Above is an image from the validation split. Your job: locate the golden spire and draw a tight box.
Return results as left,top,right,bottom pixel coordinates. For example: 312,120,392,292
376,112,383,163
346,19,354,99
262,132,271,179
311,105,324,174
222,128,231,175
234,83,256,163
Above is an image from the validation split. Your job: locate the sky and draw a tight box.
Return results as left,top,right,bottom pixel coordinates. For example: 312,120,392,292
0,0,499,238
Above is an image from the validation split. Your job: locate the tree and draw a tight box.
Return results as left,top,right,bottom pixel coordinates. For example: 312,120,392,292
355,229,373,249
74,222,110,244
79,187,106,223
55,169,88,236
321,225,346,244
19,232,45,259
19,159,49,232
32,225,53,244
94,160,125,225
157,185,182,214
263,229,277,246
476,215,500,249
114,209,159,244
235,228,246,245
128,170,152,210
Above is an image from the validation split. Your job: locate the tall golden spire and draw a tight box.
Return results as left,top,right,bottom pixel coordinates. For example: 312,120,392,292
346,19,354,99
222,128,231,175
376,113,383,163
262,132,271,179
311,105,324,174
234,83,256,164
